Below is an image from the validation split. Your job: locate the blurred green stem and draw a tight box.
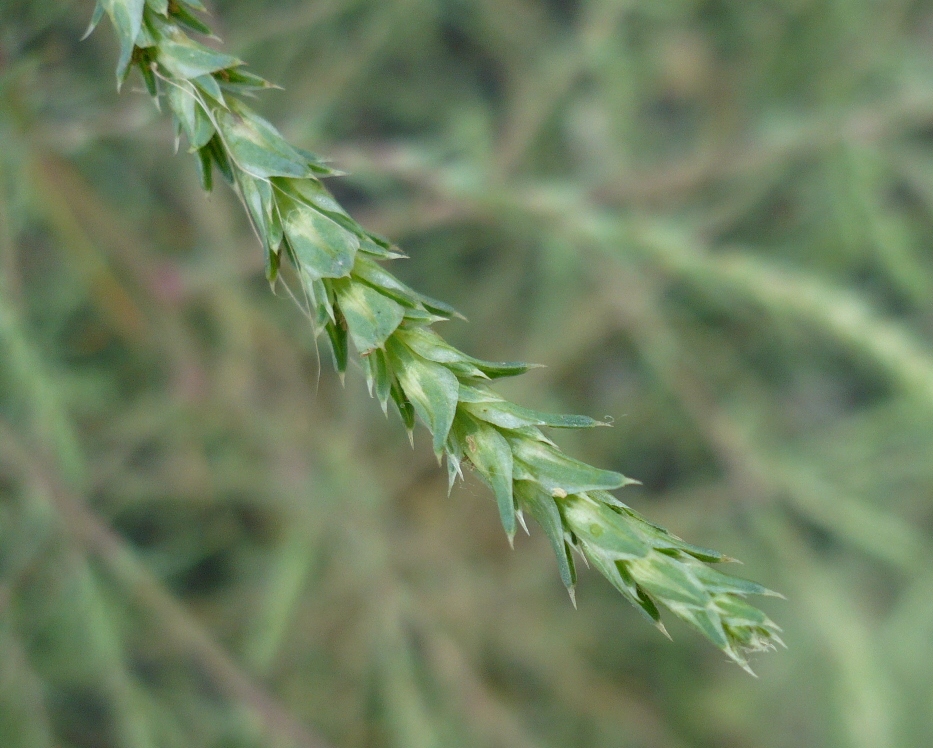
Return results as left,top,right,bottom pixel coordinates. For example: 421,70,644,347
0,418,333,748
760,513,899,748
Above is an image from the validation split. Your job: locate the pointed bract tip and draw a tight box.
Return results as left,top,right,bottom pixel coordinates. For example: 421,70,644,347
568,587,577,609
516,510,530,535
656,621,672,640
407,429,414,448
81,7,103,41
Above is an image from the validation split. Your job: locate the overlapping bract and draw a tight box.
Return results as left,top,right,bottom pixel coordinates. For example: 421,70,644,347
90,0,782,671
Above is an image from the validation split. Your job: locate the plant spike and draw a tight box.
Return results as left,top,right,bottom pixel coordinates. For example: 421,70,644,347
88,0,782,672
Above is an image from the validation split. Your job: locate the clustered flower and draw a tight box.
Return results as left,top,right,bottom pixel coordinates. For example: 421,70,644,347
89,0,783,671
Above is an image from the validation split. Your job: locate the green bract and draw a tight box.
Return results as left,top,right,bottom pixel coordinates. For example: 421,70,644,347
89,0,782,672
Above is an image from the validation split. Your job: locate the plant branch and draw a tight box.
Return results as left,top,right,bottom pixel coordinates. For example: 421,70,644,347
84,0,782,671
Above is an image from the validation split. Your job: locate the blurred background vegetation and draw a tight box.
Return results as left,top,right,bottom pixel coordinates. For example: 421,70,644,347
2,1,933,746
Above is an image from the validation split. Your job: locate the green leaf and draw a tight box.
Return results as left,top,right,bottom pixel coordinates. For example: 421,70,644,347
333,279,405,354
674,606,729,650
292,145,342,177
325,315,348,374
390,379,416,433
524,409,605,429
301,275,333,327
265,243,280,284
134,14,158,47
216,102,317,179
195,144,212,191
509,425,556,447
193,73,224,102
470,360,540,379
412,292,462,320
82,2,106,40
352,256,420,306
391,328,459,363
713,595,775,626
573,541,666,631
393,327,487,377
403,308,451,326
276,178,350,219
463,398,606,431
146,0,168,14
580,543,643,609
561,496,650,559
238,174,274,249
445,428,465,492
629,580,664,625
279,198,359,280
359,236,406,260
690,564,774,598
364,347,393,413
564,544,578,588
626,553,710,608
102,0,145,83
137,54,158,96
351,257,463,320
267,206,284,255
514,481,574,589
166,84,214,150
585,489,630,510
386,338,459,456
621,576,668,626
456,385,500,404
169,2,212,35
677,543,727,564
218,68,277,92
616,506,725,562
508,437,632,494
157,29,242,79
240,175,283,254
392,327,537,379
205,135,233,184
454,414,515,539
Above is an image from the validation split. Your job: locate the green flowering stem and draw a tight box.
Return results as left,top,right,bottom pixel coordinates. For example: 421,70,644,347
88,0,782,672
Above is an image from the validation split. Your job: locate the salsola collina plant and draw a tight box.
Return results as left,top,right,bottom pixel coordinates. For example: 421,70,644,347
88,0,782,672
